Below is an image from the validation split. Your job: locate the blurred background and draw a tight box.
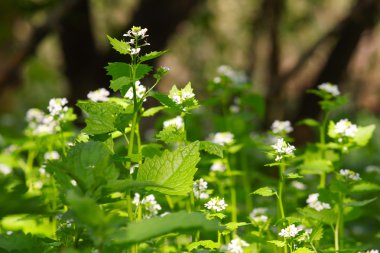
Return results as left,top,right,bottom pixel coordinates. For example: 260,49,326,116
1,0,380,139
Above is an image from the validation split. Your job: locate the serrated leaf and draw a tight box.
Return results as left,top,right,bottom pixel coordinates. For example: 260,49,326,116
225,222,249,231
110,76,131,92
137,141,200,195
114,113,133,132
103,179,168,193
267,240,285,247
156,126,186,144
353,124,375,146
0,232,48,253
298,207,336,224
107,35,130,54
139,51,167,63
286,173,303,179
105,62,131,79
150,91,182,111
293,247,314,253
113,211,220,244
187,240,219,251
252,187,276,197
310,226,323,241
77,100,131,135
142,106,166,117
135,64,153,80
200,141,224,158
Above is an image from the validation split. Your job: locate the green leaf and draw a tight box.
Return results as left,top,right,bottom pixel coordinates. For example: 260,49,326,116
293,247,314,253
298,207,336,224
225,222,249,231
113,211,220,244
310,226,324,241
240,94,265,118
351,182,380,193
142,106,166,117
0,232,49,253
107,35,130,54
140,51,167,63
114,113,133,132
297,118,320,127
137,141,200,195
103,179,168,194
187,240,219,251
300,159,333,175
286,173,303,179
267,240,285,247
105,62,131,79
150,91,182,111
135,64,153,80
77,100,131,135
252,187,276,197
200,141,224,158
344,197,377,207
353,124,375,146
156,126,186,144
110,76,131,92
48,142,118,196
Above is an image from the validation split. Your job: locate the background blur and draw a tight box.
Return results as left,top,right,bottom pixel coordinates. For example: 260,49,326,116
1,0,380,138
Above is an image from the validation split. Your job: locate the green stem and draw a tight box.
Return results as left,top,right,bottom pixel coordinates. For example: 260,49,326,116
277,163,286,220
335,193,344,252
225,156,237,225
241,150,253,212
319,111,329,188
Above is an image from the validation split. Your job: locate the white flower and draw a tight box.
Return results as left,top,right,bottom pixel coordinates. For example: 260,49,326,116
48,98,68,117
87,88,110,102
163,116,184,130
209,132,234,146
271,120,293,134
278,224,302,238
132,193,141,205
271,138,295,161
210,161,226,172
333,119,358,138
26,109,60,136
291,181,307,190
0,164,12,175
123,27,149,39
130,164,139,174
193,178,209,199
358,250,379,253
205,197,228,212
44,151,60,160
129,47,141,55
133,193,162,218
339,169,361,181
217,65,247,85
125,81,146,100
26,108,45,123
249,208,268,224
318,82,340,96
224,238,249,253
306,193,331,211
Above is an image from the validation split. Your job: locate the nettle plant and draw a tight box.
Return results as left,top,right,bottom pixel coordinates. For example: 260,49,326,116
0,26,379,253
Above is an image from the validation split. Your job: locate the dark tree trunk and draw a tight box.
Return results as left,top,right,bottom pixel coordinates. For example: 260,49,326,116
57,0,102,105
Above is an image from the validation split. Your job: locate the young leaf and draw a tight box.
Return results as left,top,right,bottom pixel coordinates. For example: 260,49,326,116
297,118,320,127
149,91,182,111
252,187,276,197
137,141,200,195
112,211,220,245
187,240,219,251
135,64,153,80
142,106,166,117
267,240,285,247
107,35,130,55
353,124,376,146
200,141,224,158
298,208,336,224
351,182,380,193
156,126,186,144
344,197,377,207
110,76,131,92
0,232,48,253
139,51,167,63
299,159,333,175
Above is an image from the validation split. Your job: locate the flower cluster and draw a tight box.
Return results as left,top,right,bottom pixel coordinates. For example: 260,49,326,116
271,138,295,161
209,132,234,146
125,81,146,100
133,193,162,218
163,116,184,130
0,163,12,175
249,208,269,224
205,197,228,212
123,26,149,55
214,65,248,85
318,82,340,97
87,88,110,102
193,178,209,199
306,193,331,211
48,98,69,118
339,169,361,181
358,250,379,253
44,151,60,161
221,238,249,253
333,119,358,138
271,120,293,134
168,83,196,105
278,224,302,238
210,160,226,173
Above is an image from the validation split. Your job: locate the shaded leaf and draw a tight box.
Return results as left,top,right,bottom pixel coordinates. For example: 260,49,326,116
200,141,224,158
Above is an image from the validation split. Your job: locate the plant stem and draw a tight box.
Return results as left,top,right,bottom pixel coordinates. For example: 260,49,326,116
277,163,286,220
335,193,344,252
319,111,329,188
225,156,237,225
241,150,253,212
